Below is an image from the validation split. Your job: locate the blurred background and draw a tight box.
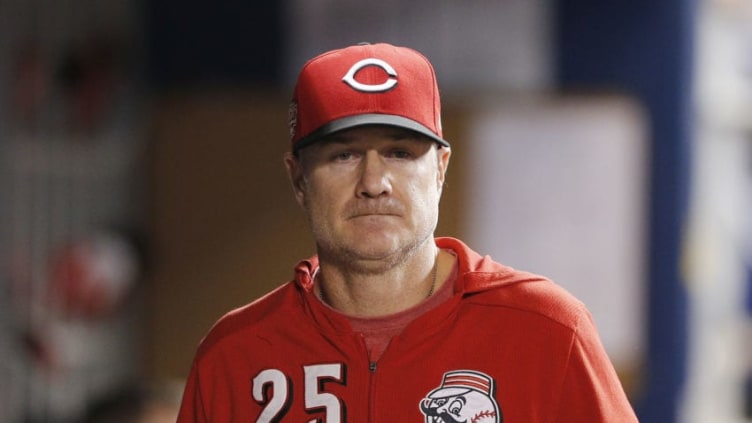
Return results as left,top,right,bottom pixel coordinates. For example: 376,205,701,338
0,0,750,422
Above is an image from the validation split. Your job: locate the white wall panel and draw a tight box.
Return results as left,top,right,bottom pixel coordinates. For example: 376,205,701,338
463,96,648,369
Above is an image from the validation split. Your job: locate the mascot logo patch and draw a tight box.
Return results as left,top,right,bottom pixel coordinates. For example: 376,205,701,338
420,370,502,423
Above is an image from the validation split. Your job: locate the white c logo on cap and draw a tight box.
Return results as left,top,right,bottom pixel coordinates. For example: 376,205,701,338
342,58,398,92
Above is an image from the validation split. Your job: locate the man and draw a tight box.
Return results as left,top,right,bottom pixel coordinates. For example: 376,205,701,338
178,42,638,422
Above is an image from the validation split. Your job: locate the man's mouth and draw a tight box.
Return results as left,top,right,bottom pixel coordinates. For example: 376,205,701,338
347,201,404,219
351,212,396,218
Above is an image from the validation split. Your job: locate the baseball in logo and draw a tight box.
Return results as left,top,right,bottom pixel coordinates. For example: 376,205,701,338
420,370,502,423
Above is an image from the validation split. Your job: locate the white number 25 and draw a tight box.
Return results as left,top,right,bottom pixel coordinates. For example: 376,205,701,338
252,363,345,423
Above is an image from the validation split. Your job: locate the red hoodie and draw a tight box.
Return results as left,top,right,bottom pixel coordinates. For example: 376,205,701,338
178,237,638,422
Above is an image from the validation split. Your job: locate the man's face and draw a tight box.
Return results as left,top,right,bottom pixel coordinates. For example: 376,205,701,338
286,125,451,272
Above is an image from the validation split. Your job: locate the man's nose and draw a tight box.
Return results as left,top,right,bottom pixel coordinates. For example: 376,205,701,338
356,151,392,198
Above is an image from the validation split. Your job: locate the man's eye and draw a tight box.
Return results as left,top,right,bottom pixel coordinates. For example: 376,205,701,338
388,150,412,159
333,151,354,161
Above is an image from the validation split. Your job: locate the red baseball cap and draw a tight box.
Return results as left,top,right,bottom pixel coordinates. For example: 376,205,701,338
288,42,449,152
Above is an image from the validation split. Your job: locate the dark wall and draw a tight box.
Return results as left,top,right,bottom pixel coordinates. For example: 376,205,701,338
556,2,697,422
144,1,285,89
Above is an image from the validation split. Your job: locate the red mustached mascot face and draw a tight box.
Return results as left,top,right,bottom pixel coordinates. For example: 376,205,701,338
420,370,502,423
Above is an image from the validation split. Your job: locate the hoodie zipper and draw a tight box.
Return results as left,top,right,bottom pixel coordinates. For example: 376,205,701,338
365,335,399,422
359,333,378,422
368,360,379,422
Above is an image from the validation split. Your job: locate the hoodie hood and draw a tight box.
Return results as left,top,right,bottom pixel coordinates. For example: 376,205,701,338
294,237,548,296
435,237,549,295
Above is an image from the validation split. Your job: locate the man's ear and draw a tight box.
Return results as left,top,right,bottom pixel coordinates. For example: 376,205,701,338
283,152,307,208
436,146,451,191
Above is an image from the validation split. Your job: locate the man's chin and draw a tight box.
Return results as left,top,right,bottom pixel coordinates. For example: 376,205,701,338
336,239,407,269
347,218,403,239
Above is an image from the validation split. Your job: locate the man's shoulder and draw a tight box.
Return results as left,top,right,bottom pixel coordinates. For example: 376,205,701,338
463,269,589,332
439,237,589,331
194,281,301,356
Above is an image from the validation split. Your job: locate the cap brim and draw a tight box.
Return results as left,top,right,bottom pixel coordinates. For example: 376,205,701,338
293,114,450,153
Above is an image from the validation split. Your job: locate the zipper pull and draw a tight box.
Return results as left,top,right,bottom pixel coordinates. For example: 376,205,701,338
369,362,377,372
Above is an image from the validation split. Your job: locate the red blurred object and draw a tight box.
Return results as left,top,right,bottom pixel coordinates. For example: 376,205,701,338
49,234,138,319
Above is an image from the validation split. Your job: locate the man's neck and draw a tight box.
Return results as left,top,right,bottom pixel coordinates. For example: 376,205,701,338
315,246,453,318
